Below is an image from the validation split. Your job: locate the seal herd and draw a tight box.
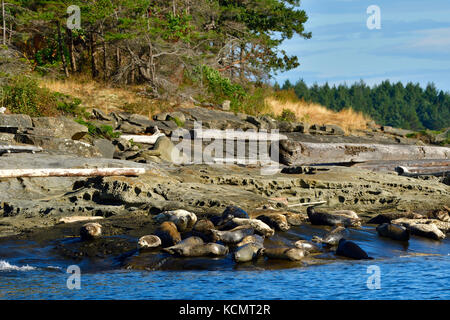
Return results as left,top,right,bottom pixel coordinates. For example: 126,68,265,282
78,205,450,265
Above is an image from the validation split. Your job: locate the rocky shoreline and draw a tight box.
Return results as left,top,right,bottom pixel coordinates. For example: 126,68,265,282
0,107,449,271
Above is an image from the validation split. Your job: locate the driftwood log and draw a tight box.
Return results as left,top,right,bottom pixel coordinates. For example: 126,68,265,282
277,141,450,166
0,167,146,178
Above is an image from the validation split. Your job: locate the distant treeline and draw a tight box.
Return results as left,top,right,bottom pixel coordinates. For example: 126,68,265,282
278,79,450,131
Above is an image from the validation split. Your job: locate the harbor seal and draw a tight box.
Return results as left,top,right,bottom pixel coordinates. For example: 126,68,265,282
163,237,204,255
233,243,265,263
222,206,250,221
376,223,410,241
188,219,216,242
256,214,290,232
138,235,162,250
154,209,197,232
336,239,373,260
236,235,265,247
312,226,347,246
210,226,254,244
264,247,305,261
223,218,275,237
294,240,322,254
80,222,102,240
307,207,361,228
154,221,181,247
168,243,229,257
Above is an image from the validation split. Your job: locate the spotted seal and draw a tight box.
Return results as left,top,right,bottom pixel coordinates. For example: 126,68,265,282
264,247,305,261
376,223,410,241
154,209,197,232
336,239,373,260
312,226,347,246
256,214,290,232
307,207,361,228
222,218,275,237
154,221,181,247
294,240,322,254
210,226,254,244
80,222,102,240
138,235,162,250
163,237,204,255
233,243,265,263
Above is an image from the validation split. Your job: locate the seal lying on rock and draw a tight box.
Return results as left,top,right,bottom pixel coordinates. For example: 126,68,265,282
233,243,265,263
80,222,102,240
294,240,322,254
222,218,275,237
312,226,347,246
165,241,229,257
256,214,290,232
222,206,250,221
391,218,446,241
307,207,361,228
368,212,424,224
154,209,197,232
376,223,410,241
163,237,204,255
138,235,162,250
154,221,181,247
264,247,305,261
236,235,265,247
188,219,216,243
211,226,254,244
336,239,373,260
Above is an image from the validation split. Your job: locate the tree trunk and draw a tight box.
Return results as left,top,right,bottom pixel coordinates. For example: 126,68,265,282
101,27,107,82
66,28,77,72
239,44,245,81
89,32,97,79
56,21,69,78
2,0,6,46
115,47,121,70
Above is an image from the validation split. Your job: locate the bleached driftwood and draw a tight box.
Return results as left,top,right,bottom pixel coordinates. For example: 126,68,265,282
193,129,288,141
0,167,146,178
0,145,43,154
288,201,327,208
58,216,104,224
279,141,450,166
121,134,165,144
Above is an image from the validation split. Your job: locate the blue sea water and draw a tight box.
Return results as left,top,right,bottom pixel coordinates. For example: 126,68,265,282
1,225,449,300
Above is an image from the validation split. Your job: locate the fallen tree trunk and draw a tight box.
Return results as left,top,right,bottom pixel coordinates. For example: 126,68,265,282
0,145,43,154
353,159,450,173
0,167,146,178
120,134,165,144
193,129,288,141
277,141,450,166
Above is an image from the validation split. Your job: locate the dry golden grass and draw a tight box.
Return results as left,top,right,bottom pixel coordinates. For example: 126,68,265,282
39,76,170,118
265,97,370,133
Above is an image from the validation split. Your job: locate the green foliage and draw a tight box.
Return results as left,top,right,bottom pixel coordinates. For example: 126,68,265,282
282,79,450,131
278,109,297,122
75,118,121,140
195,65,246,108
0,75,88,117
0,75,57,117
170,116,185,127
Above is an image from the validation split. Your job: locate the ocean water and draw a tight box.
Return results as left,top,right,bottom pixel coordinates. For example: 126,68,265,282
1,225,449,300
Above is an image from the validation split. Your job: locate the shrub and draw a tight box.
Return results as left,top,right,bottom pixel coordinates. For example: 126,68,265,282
0,75,88,117
278,109,297,122
75,118,121,140
0,75,57,116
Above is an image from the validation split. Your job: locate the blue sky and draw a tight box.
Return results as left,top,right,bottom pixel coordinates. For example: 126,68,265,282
274,0,450,92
